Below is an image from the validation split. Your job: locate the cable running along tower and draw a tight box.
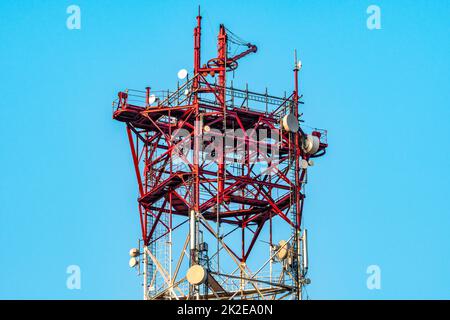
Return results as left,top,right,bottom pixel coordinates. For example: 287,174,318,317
113,10,327,300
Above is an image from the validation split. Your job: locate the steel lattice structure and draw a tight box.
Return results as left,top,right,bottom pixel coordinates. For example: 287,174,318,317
112,10,327,300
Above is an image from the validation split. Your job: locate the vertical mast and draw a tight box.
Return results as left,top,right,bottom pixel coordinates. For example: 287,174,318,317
293,49,302,299
217,24,227,207
192,7,202,223
190,8,202,299
193,7,202,99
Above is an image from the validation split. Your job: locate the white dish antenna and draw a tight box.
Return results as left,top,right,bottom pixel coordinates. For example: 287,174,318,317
129,248,140,257
186,265,207,285
297,60,302,70
301,159,309,169
148,94,156,105
303,134,320,155
282,113,299,132
129,257,138,268
276,240,290,260
177,68,188,80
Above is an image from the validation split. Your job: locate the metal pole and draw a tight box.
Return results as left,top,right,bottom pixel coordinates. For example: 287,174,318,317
143,245,148,300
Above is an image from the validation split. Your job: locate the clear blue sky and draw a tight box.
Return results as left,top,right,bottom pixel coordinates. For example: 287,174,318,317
1,0,449,299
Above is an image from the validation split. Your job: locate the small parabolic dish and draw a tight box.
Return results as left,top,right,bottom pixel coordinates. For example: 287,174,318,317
177,69,188,80
129,248,140,257
282,113,299,132
276,240,290,260
148,94,156,105
186,265,207,285
129,257,138,268
304,134,320,155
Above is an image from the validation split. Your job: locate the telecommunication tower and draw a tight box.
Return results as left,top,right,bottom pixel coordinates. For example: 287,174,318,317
113,9,327,300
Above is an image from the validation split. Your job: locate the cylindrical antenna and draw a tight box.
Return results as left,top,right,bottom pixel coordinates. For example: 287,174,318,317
302,229,308,274
190,210,197,253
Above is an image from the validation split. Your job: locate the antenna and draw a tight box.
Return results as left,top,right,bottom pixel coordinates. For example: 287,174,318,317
177,69,188,80
148,94,156,105
302,229,308,274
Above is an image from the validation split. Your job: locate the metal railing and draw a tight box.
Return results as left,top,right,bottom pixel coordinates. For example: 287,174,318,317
112,74,298,121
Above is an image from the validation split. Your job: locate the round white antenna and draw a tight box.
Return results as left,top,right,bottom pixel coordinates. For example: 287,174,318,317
282,113,299,132
301,159,309,169
177,69,188,80
129,248,140,257
186,265,207,285
303,134,320,155
148,94,156,105
129,257,138,268
276,240,290,260
297,60,302,70
184,89,190,96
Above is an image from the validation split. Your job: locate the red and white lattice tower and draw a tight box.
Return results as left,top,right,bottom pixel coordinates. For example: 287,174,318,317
113,10,327,300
